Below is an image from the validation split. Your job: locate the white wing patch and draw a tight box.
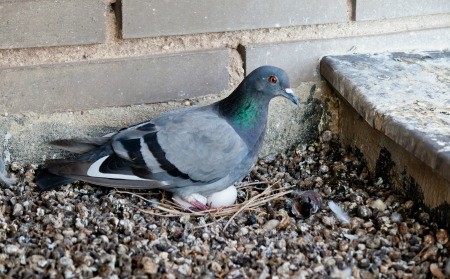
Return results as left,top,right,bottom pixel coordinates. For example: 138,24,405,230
87,156,150,181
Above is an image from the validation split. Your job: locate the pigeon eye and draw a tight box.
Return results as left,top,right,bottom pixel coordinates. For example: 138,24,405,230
268,75,278,84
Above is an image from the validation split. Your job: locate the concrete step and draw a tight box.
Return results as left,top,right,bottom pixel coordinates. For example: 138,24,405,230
320,51,450,228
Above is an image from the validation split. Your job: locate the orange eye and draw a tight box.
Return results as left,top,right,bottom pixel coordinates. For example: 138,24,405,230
268,75,278,84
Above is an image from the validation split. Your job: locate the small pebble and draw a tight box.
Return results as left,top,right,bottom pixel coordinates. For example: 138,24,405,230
322,216,335,226
424,234,436,245
357,205,372,219
398,222,409,235
262,219,280,231
13,203,24,216
210,261,222,272
390,212,402,223
5,244,21,255
358,258,370,269
239,227,249,236
214,236,226,244
404,200,414,209
418,212,430,222
321,130,332,142
430,263,445,278
371,199,386,211
436,229,448,245
10,162,21,172
319,165,329,173
201,232,210,241
59,257,73,268
142,257,158,274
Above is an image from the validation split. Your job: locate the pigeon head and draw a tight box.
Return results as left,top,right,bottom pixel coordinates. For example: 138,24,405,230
217,65,299,146
243,66,299,105
218,66,299,122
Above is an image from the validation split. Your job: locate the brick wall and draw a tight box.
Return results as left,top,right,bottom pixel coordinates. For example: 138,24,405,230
1,0,449,114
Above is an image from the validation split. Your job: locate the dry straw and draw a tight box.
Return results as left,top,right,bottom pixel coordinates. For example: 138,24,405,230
116,181,294,229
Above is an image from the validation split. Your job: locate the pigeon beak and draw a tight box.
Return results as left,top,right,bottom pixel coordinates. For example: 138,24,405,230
281,88,299,105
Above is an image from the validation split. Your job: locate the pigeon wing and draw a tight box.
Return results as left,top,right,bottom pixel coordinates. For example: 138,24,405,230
111,107,249,186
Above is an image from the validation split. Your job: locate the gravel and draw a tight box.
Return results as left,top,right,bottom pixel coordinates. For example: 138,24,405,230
0,131,449,278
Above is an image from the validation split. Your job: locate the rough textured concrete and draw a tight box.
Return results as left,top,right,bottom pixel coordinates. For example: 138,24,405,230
0,0,106,49
356,0,450,21
321,51,450,182
243,27,450,87
0,81,335,164
262,80,336,158
0,49,229,114
122,0,347,38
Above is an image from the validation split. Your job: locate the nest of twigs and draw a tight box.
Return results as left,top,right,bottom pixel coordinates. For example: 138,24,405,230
116,181,293,230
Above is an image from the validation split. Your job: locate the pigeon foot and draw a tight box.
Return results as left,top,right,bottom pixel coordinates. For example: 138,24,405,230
173,193,210,211
173,185,237,211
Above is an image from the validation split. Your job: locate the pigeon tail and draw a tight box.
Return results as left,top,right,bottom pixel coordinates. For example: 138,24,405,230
36,139,114,191
49,137,111,154
35,168,75,191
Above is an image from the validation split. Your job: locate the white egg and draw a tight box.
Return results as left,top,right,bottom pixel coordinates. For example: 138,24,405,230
207,185,237,208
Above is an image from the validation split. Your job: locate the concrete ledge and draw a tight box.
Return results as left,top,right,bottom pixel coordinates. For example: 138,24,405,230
320,51,450,228
243,27,450,87
321,51,450,181
0,49,229,114
122,0,347,38
0,0,106,49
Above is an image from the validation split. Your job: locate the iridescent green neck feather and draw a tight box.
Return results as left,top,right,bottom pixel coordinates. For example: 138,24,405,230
216,87,271,146
230,97,259,128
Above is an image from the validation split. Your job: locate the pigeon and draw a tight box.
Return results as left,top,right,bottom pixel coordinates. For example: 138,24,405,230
35,65,299,210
